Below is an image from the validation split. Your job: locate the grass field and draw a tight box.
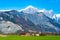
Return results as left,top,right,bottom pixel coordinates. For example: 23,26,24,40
0,35,60,40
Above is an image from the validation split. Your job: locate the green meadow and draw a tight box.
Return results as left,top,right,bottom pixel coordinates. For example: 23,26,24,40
0,35,60,40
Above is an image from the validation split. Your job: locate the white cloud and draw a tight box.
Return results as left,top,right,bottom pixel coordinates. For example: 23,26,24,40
0,10,11,12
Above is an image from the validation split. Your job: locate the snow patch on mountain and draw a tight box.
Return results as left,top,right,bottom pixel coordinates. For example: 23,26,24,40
55,14,60,18
39,9,54,18
54,14,60,22
19,5,39,14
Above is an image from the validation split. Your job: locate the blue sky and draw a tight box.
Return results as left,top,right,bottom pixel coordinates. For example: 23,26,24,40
0,0,60,14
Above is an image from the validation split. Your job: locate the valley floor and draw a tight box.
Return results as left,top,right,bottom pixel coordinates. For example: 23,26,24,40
0,35,60,40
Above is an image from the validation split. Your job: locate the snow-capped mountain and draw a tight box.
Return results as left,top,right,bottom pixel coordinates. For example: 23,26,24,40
0,5,60,34
19,6,60,33
19,5,55,19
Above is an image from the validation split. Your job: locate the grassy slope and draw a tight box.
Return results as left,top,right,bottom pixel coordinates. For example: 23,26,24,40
0,35,60,40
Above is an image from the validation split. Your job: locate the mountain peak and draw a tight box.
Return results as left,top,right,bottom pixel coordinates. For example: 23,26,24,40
20,5,39,13
25,5,37,9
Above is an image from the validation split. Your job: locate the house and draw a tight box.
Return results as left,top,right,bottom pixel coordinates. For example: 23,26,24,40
35,34,40,36
25,32,30,36
18,31,31,36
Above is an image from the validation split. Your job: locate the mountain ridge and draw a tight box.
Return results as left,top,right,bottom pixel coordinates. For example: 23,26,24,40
0,6,60,34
